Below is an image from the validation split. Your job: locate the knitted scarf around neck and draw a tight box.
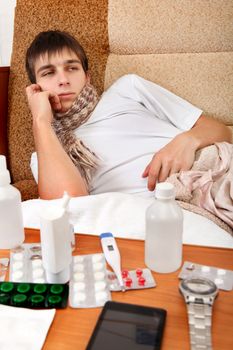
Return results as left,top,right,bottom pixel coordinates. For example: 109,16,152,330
52,83,99,188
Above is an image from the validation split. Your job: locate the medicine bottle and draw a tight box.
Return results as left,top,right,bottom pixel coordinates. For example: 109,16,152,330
145,182,183,273
0,155,25,249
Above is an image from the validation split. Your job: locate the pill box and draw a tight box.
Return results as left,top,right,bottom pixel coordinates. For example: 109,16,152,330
69,253,111,308
0,281,69,309
107,268,156,291
178,261,233,291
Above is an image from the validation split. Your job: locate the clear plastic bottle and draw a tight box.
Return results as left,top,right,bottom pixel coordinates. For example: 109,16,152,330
0,155,25,249
145,182,183,273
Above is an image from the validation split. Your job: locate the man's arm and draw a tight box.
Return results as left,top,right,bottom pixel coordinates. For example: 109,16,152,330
26,84,88,199
142,115,232,191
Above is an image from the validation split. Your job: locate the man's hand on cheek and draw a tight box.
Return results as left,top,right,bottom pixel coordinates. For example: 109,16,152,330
26,84,62,123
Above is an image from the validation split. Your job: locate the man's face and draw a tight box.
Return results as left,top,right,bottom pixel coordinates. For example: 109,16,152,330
34,47,89,112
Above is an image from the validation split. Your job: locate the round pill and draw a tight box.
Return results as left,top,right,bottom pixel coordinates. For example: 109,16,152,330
92,254,103,263
214,278,223,285
33,278,46,284
73,263,84,272
73,292,86,303
50,284,64,294
138,276,146,286
32,268,44,279
93,262,104,271
12,270,23,281
94,272,105,281
0,282,14,293
217,269,226,276
125,277,132,288
13,253,24,261
94,281,106,292
17,283,31,294
136,268,143,277
12,261,23,270
73,272,85,282
201,266,210,272
73,255,84,263
73,282,86,292
31,259,43,268
95,291,108,302
122,270,129,279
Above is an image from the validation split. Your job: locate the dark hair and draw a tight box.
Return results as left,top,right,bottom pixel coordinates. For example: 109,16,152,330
25,30,88,83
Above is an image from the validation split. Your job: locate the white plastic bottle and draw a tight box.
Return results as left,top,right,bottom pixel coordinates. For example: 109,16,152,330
0,155,25,249
145,182,183,273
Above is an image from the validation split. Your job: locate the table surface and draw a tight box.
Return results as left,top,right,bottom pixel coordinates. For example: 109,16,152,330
1,228,233,350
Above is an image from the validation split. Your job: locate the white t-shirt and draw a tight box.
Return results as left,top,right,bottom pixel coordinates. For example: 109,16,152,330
31,74,202,196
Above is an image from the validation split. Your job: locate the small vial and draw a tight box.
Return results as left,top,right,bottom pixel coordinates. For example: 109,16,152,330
122,270,129,279
125,277,132,288
136,269,143,277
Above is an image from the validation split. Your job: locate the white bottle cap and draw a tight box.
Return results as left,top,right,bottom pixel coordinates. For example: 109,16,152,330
155,182,175,199
0,155,11,186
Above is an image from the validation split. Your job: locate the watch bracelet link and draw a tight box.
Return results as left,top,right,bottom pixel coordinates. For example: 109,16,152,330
186,298,213,350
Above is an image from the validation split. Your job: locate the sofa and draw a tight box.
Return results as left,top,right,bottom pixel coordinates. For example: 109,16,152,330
2,0,233,203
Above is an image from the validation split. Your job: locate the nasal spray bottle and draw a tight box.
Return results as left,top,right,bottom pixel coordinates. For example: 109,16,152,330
39,192,72,283
0,155,25,249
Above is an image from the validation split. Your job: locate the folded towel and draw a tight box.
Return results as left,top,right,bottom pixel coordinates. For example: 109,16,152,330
167,142,233,233
0,304,55,350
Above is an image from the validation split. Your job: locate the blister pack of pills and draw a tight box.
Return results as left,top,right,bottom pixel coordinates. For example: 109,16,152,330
9,244,46,283
69,253,111,308
0,258,9,282
178,261,233,291
107,268,156,291
0,281,68,308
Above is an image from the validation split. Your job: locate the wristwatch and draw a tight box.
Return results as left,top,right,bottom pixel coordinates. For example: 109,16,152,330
179,277,218,350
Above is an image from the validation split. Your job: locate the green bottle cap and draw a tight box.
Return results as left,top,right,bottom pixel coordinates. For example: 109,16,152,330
34,284,47,294
17,283,31,294
12,293,27,305
0,282,14,293
50,284,64,295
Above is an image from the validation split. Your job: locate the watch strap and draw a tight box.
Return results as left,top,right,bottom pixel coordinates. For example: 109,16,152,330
186,298,213,350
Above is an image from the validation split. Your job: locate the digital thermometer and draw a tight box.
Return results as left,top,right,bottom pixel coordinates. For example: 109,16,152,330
100,232,125,292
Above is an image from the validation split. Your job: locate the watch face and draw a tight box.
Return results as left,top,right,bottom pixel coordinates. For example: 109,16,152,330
180,277,217,295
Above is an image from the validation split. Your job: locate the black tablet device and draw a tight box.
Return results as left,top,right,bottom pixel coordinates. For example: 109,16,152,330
86,301,167,350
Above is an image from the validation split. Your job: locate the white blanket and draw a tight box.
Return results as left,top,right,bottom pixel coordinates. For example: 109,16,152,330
22,192,233,249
